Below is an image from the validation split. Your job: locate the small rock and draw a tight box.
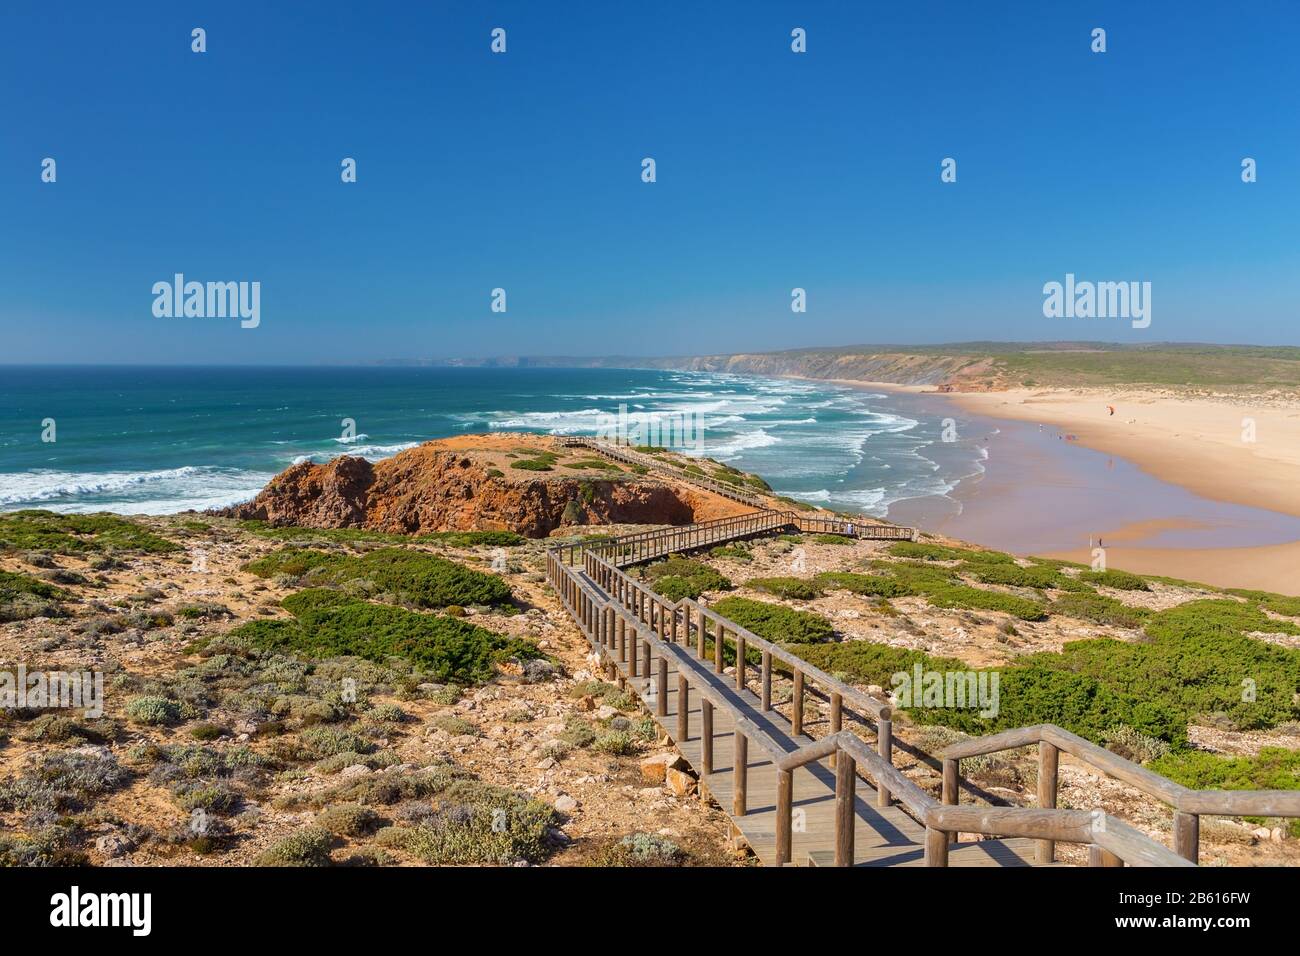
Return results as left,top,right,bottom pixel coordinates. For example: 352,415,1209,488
595,705,617,720
339,764,372,779
577,695,596,712
665,767,697,797
95,833,133,859
554,794,578,813
640,752,687,783
1252,826,1272,840
236,733,250,743
535,757,557,770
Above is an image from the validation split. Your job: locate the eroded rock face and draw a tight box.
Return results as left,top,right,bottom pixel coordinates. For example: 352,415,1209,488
221,442,739,537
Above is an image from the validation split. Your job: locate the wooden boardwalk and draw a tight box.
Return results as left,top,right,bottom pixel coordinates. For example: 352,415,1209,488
610,613,1037,867
548,506,1298,866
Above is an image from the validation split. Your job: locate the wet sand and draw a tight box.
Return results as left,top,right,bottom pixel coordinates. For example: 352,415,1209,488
823,380,1300,595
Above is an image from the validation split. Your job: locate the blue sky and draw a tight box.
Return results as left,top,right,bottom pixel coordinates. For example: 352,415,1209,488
2,1,1297,364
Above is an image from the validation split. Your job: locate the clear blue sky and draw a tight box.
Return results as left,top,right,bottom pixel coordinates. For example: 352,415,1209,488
3,1,1297,364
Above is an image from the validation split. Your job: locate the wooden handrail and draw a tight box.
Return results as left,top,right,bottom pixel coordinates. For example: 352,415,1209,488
940,723,1300,865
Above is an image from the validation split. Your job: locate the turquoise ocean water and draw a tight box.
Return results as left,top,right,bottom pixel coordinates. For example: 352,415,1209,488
0,366,989,517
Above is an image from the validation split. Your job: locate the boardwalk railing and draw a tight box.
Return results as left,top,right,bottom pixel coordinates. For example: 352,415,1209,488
941,724,1300,865
547,507,1295,866
557,436,769,507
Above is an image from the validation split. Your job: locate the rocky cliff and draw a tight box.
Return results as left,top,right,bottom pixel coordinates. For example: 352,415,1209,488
220,436,749,537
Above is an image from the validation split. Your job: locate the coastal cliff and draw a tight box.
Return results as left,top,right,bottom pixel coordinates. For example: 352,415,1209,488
219,434,751,537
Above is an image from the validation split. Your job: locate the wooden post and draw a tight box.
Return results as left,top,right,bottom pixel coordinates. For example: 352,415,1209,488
877,717,892,808
776,769,793,866
701,700,713,774
734,733,748,816
835,753,855,867
696,608,705,658
1088,844,1124,867
714,624,724,673
1173,811,1200,864
791,670,804,736
942,756,959,845
761,652,772,711
676,673,689,743
924,826,949,867
735,636,746,690
829,692,842,768
629,627,638,677
656,657,668,718
1037,741,1059,865
643,643,652,687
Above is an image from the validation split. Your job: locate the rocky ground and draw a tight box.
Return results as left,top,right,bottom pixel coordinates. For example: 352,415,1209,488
0,515,746,867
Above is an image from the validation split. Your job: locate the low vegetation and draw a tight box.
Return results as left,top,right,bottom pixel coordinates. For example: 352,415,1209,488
245,547,513,608
223,589,542,685
0,570,68,621
0,510,178,554
239,521,524,548
710,597,835,643
642,557,731,601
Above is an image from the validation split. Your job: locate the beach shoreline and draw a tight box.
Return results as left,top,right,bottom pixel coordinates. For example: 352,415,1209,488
808,376,1300,595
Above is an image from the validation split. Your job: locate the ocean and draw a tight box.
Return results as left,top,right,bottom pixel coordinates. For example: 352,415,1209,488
0,366,990,518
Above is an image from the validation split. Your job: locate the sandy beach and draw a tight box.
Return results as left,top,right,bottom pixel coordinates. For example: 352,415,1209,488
826,380,1300,595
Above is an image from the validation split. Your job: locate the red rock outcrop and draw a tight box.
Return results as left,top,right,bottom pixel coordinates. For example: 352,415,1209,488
221,440,747,537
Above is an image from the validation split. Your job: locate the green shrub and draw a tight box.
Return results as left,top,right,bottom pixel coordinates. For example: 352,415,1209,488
559,715,597,748
125,696,186,726
789,642,1185,746
643,558,732,601
1039,601,1300,729
887,541,1014,563
709,545,752,561
1225,589,1300,618
0,510,178,554
239,522,524,548
224,589,542,685
1077,569,1150,591
593,730,637,755
811,534,855,546
430,714,479,737
510,459,553,472
0,570,67,620
745,577,823,601
302,726,374,758
813,572,911,598
0,749,129,812
958,562,1090,591
1148,747,1300,791
316,802,382,836
393,779,559,864
923,583,1048,621
254,827,334,866
709,597,835,643
595,832,685,866
866,561,1047,620
1050,592,1149,628
245,547,513,608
